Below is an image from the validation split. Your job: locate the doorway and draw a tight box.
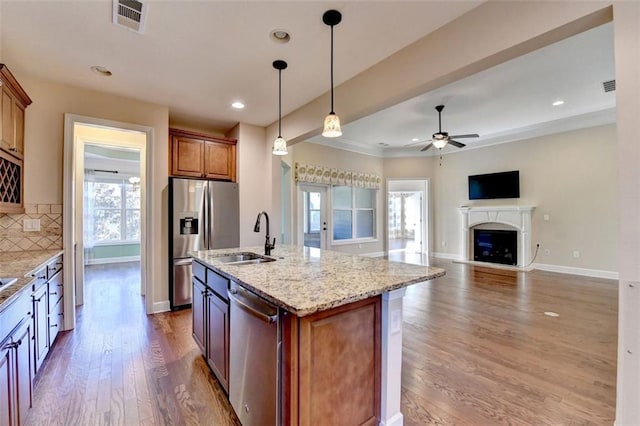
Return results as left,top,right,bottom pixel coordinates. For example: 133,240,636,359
63,114,153,330
388,191,422,253
298,184,329,249
387,179,429,259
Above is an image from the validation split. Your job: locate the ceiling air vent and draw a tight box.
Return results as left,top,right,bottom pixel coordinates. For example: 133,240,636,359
113,0,147,33
602,79,616,93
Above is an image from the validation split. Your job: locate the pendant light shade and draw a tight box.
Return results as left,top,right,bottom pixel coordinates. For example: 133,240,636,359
272,60,288,156
322,9,342,138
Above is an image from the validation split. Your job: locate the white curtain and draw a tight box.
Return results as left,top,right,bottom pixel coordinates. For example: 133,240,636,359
83,172,96,263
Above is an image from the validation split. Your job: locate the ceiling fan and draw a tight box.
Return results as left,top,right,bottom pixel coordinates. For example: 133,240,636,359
419,105,479,151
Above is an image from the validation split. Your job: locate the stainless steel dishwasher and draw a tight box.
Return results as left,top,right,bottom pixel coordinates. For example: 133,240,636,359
228,281,281,425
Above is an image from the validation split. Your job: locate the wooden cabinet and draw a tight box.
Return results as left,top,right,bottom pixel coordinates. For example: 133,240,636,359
170,128,237,181
0,290,34,426
191,260,230,393
192,277,207,353
282,297,382,426
32,281,48,374
31,254,64,376
207,292,229,391
0,64,31,214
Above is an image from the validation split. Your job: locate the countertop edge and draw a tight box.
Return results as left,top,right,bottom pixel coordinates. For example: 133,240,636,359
0,249,64,312
192,248,446,317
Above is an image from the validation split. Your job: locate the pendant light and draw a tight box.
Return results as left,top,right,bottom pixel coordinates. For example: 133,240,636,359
272,60,288,155
322,9,342,138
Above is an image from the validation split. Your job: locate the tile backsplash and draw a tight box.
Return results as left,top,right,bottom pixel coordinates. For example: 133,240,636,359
0,204,63,252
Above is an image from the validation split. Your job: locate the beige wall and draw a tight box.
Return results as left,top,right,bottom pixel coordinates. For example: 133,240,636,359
228,123,272,247
288,142,385,254
386,125,617,273
19,75,170,308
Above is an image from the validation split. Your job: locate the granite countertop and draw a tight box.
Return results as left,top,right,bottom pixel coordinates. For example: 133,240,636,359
0,249,64,310
191,245,446,316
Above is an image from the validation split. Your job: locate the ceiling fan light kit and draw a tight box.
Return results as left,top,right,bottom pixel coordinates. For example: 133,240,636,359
322,9,342,138
420,104,479,152
272,59,289,156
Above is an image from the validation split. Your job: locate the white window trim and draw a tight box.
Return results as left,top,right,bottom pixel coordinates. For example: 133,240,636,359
91,178,141,243
330,186,378,244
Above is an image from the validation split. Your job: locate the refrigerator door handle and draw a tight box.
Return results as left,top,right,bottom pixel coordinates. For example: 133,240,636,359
174,258,192,266
209,184,215,250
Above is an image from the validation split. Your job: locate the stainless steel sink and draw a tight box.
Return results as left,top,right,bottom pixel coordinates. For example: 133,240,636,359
0,277,18,292
216,252,276,266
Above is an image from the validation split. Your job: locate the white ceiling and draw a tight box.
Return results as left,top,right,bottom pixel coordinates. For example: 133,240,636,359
310,22,616,157
0,2,615,158
0,0,480,131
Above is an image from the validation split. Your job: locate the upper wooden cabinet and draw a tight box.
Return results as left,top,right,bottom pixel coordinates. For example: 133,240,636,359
170,128,237,181
0,64,31,214
0,64,32,158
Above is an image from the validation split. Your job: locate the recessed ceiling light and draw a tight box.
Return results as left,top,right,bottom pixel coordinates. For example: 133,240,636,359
231,102,245,109
270,29,291,43
552,100,565,106
412,138,420,142
90,65,112,77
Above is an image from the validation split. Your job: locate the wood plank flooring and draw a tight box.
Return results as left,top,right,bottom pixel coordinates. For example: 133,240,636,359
26,262,239,426
25,258,617,425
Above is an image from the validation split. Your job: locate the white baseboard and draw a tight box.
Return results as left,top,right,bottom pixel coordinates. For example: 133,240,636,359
85,256,141,265
432,252,463,261
152,300,171,313
531,262,618,280
379,413,404,426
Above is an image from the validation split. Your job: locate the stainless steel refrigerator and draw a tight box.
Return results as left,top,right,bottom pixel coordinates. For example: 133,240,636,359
169,177,239,309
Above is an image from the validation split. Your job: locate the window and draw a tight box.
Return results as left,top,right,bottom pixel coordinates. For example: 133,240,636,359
332,186,376,241
91,179,141,243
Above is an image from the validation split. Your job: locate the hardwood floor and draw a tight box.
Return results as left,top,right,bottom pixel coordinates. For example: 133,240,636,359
26,259,617,425
25,262,239,426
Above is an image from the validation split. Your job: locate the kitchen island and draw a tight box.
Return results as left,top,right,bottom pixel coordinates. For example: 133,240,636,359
191,245,445,426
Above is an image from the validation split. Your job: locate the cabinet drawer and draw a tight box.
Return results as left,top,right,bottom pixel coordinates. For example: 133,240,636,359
48,272,63,312
49,298,63,346
46,256,63,280
0,288,31,343
193,260,206,284
207,269,229,301
30,267,47,291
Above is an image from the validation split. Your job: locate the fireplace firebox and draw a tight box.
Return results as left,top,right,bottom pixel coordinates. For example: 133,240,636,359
473,229,517,266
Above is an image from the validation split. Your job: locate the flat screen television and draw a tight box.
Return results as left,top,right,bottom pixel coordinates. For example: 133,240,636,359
468,170,520,200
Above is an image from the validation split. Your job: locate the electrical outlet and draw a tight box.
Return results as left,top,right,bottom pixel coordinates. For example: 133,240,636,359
544,249,551,255
441,241,447,248
573,250,580,258
543,214,550,221
23,218,41,232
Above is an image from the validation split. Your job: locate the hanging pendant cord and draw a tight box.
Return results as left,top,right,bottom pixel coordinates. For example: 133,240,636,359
330,24,335,114
278,68,282,137
438,110,442,132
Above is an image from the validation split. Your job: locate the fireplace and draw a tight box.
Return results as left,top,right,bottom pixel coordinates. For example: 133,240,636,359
458,205,535,268
474,229,517,265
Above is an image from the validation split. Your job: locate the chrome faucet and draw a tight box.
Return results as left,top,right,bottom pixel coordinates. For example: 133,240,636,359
254,211,275,256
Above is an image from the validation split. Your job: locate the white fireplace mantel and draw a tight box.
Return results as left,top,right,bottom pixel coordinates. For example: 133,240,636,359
458,205,536,268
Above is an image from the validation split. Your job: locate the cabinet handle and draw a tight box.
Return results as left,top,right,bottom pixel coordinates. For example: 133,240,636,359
33,296,43,302
51,324,58,328
50,292,58,296
9,147,16,152
32,274,46,280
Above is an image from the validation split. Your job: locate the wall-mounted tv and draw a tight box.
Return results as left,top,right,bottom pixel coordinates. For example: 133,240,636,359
468,170,520,200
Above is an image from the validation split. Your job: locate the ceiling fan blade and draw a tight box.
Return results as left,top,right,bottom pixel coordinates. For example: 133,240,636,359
449,134,479,139
420,143,434,152
449,140,466,148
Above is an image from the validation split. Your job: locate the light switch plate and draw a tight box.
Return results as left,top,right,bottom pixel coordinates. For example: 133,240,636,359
23,218,41,232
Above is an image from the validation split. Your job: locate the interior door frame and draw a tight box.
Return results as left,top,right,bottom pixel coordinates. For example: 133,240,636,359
386,179,429,257
63,113,154,329
297,183,329,249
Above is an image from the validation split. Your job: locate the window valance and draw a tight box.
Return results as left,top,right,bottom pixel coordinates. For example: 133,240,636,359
295,162,382,189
